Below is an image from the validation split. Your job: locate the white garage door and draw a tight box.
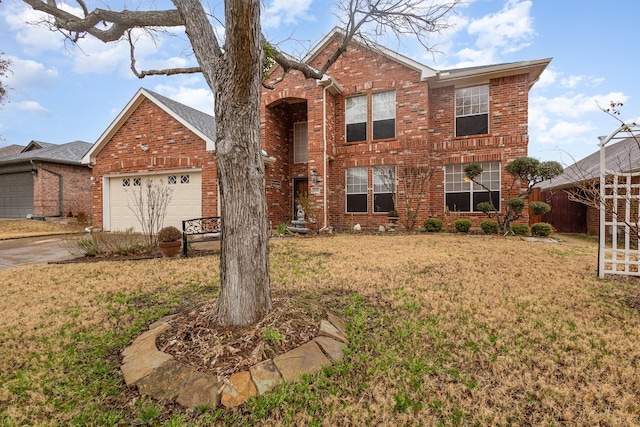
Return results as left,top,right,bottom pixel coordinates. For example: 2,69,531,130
0,172,34,218
108,172,202,232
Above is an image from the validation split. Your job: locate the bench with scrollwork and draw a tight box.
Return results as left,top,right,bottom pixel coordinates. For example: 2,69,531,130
181,216,221,257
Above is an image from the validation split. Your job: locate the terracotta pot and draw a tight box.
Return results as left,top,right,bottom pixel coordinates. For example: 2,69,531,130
158,240,181,258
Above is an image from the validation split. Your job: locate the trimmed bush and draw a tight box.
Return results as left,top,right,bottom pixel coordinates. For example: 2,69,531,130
510,224,530,236
531,222,553,237
453,219,472,233
529,201,551,216
480,220,499,235
423,218,443,232
157,226,182,242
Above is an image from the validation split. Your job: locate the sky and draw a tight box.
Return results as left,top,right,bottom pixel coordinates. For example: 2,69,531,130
0,0,639,166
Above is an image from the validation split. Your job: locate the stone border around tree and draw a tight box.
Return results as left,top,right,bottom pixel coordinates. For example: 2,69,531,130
120,312,349,409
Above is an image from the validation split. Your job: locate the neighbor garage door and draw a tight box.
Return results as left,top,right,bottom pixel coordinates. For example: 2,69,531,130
108,172,202,232
0,172,34,218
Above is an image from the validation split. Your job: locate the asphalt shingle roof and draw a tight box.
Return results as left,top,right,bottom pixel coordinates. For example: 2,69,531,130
537,136,640,191
0,140,92,165
144,89,217,142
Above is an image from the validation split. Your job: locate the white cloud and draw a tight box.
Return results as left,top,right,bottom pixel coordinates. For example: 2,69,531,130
153,85,214,115
13,100,50,115
536,68,558,88
3,4,63,54
5,56,59,93
452,0,535,66
262,0,314,29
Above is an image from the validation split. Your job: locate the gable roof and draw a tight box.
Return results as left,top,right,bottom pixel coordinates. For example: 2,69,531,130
0,144,25,158
537,137,640,191
82,88,216,165
23,140,56,152
305,27,438,80
0,140,91,166
298,27,550,89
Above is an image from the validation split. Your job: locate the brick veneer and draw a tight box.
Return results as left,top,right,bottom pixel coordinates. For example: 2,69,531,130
32,162,92,218
91,98,218,229
261,34,533,229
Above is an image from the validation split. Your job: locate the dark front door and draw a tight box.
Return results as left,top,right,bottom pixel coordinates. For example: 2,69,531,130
293,178,308,219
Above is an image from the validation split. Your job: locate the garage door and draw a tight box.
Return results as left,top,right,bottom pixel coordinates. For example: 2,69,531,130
0,172,34,218
108,172,202,232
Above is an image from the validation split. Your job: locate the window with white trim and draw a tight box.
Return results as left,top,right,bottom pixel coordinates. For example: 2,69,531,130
346,95,367,142
373,166,395,212
293,122,308,163
168,175,177,185
180,175,190,184
372,91,396,140
346,167,368,213
133,177,141,187
122,178,130,187
445,162,500,212
455,85,489,137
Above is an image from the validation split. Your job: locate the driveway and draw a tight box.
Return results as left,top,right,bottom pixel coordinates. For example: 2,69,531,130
0,235,79,270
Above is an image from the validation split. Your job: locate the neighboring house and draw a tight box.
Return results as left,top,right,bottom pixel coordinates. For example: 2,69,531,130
83,29,550,232
535,136,640,234
0,140,92,218
0,144,25,158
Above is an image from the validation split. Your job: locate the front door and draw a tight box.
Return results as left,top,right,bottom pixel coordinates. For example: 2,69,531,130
293,178,308,219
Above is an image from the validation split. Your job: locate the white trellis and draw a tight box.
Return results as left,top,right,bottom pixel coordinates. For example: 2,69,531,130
598,123,640,277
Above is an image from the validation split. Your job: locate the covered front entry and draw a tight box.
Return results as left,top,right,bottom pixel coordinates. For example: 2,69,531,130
0,172,34,218
106,171,202,232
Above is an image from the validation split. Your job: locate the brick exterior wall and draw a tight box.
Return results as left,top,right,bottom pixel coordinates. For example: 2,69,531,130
32,162,92,219
261,35,534,229
90,98,217,229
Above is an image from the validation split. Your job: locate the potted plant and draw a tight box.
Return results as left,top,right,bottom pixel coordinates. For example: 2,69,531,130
157,226,182,258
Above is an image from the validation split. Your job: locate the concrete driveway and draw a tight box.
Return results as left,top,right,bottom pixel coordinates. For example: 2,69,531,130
0,235,79,270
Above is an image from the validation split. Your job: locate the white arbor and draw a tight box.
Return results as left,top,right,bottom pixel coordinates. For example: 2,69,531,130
598,123,640,277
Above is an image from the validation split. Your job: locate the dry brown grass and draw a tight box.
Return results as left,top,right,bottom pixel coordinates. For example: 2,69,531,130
1,232,639,426
0,219,84,239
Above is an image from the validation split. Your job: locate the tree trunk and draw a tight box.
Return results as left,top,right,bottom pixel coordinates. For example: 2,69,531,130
175,0,271,326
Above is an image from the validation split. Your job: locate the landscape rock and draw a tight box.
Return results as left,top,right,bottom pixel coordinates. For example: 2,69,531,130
319,319,347,343
249,359,282,395
221,371,257,408
314,336,346,362
136,359,194,402
176,371,221,408
273,341,330,382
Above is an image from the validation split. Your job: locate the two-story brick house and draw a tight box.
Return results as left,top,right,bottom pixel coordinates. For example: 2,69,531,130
82,29,549,232
261,29,550,229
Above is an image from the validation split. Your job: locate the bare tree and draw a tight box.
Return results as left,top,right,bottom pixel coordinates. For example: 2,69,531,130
20,0,461,326
399,164,433,230
126,179,173,246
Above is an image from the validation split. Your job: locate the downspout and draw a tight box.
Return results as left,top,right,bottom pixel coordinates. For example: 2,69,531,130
322,84,329,228
31,160,63,217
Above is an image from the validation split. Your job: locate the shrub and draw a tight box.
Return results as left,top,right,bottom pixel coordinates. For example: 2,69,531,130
529,201,551,216
480,220,499,235
157,226,182,242
423,218,443,232
276,223,290,235
510,224,530,236
453,219,472,233
531,222,553,237
69,229,152,256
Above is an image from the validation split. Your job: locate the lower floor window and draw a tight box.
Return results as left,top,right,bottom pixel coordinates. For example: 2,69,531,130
373,166,395,212
445,162,501,212
346,167,368,213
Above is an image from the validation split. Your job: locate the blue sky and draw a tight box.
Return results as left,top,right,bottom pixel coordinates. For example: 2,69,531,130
0,0,638,165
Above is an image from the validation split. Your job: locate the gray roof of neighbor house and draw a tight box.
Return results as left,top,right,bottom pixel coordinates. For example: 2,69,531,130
537,137,640,191
0,140,92,166
0,144,25,158
144,89,217,142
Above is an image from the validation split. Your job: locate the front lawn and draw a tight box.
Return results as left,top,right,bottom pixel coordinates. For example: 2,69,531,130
0,233,638,426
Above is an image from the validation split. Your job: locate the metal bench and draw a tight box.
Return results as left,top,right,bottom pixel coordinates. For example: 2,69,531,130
181,216,221,257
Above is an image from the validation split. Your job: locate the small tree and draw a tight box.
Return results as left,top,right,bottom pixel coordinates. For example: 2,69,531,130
400,164,433,230
126,179,173,246
465,157,563,234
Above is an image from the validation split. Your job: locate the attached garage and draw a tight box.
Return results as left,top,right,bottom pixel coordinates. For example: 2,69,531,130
106,171,203,232
0,171,34,218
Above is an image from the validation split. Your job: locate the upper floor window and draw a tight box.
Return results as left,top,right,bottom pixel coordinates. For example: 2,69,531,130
445,161,500,212
372,91,396,140
346,95,367,142
455,85,489,137
346,90,396,142
293,122,308,163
